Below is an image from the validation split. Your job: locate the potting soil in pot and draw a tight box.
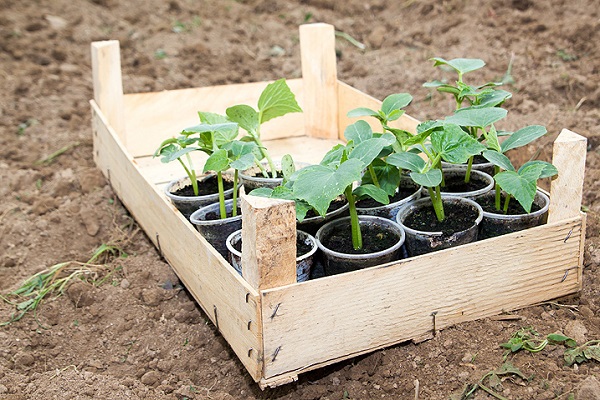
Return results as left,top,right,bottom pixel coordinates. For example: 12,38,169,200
203,207,242,221
320,224,400,255
477,194,542,214
303,198,348,219
403,203,479,236
232,234,313,257
355,187,417,208
170,175,234,197
440,174,490,194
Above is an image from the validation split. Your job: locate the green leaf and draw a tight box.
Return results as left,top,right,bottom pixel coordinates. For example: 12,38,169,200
444,107,508,129
482,150,515,172
226,105,259,136
494,170,537,213
387,152,426,172
564,348,582,366
347,107,379,118
432,57,486,75
348,137,391,167
431,124,486,164
501,125,548,153
381,93,412,117
520,161,558,179
198,111,230,124
583,345,600,362
159,145,199,163
344,120,373,144
422,80,446,88
257,79,302,124
486,124,501,152
203,149,230,173
353,184,390,204
475,89,512,108
281,154,295,181
410,169,442,188
293,160,363,216
229,153,255,170
362,159,400,197
547,334,578,348
320,144,347,168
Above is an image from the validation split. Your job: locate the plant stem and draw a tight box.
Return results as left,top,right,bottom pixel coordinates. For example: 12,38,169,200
368,164,380,188
344,185,362,250
503,193,511,215
254,157,269,178
232,170,238,217
465,155,474,183
494,166,501,211
254,134,278,179
217,171,226,219
428,187,445,222
178,157,198,196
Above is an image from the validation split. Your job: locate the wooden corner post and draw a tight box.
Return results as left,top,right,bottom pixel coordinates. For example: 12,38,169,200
240,193,297,290
548,129,587,223
91,40,126,143
299,23,338,140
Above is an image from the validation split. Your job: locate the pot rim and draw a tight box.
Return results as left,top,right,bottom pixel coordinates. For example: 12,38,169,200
240,161,311,183
480,189,550,219
165,173,235,202
396,196,484,236
355,185,421,212
315,215,406,259
225,229,318,262
434,168,495,198
190,199,242,226
300,197,349,223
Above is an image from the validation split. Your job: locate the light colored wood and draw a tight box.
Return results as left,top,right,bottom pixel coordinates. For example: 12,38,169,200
300,23,339,139
548,129,587,223
259,217,583,379
91,100,264,381
337,81,420,138
241,194,297,290
122,79,305,158
91,41,126,142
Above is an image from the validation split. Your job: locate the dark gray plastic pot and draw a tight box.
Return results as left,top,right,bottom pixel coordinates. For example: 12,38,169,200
296,199,350,236
356,177,421,220
190,199,242,258
315,216,405,276
476,190,550,240
165,173,235,220
226,229,318,282
422,168,494,199
395,196,483,257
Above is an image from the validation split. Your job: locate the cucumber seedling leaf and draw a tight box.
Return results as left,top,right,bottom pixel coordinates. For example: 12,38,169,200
257,78,302,124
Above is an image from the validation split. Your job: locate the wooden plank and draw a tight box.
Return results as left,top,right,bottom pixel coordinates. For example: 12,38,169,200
548,129,587,223
241,193,297,290
259,217,583,379
122,79,305,158
91,101,264,381
91,41,125,142
300,23,338,139
337,81,420,138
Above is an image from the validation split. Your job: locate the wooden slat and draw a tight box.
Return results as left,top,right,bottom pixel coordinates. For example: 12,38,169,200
300,23,338,139
259,217,583,379
91,101,264,381
122,79,305,158
548,129,587,223
241,194,297,290
337,81,420,138
91,41,125,142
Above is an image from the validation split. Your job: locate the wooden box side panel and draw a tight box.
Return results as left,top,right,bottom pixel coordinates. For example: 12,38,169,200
260,217,583,380
337,81,420,138
91,101,264,380
122,79,304,158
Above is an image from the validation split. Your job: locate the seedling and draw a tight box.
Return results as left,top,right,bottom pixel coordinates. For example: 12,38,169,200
292,121,395,250
387,122,486,221
499,326,549,360
226,79,302,179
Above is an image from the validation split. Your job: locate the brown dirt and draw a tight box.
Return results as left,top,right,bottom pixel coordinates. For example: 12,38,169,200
1,0,600,398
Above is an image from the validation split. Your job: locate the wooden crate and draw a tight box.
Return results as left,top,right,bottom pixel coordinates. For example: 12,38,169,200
90,23,587,388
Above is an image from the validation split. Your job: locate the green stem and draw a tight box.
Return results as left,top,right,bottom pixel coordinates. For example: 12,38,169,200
465,155,474,183
255,134,277,179
503,193,511,215
494,166,501,211
178,157,198,196
232,170,238,217
345,185,362,250
253,156,269,178
217,171,226,219
427,187,445,222
368,164,380,188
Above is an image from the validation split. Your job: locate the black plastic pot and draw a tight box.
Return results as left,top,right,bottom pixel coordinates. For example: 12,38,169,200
475,190,550,239
356,177,421,220
395,196,483,256
422,168,494,199
190,199,242,258
226,229,318,282
165,173,235,219
315,216,406,276
296,198,350,236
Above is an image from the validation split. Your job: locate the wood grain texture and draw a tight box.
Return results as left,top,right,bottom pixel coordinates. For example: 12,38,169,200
548,129,587,223
91,41,125,142
300,23,338,139
241,194,297,290
337,81,420,138
122,79,305,158
91,101,264,381
260,217,583,379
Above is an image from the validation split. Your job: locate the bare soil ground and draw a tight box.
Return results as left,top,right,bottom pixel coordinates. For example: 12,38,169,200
1,0,600,398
